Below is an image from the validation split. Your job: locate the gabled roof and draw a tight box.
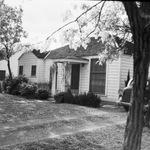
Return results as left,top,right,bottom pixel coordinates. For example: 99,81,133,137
46,37,105,59
46,37,133,60
32,49,49,59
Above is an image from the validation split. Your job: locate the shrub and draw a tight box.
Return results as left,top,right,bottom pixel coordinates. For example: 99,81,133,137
20,83,37,98
64,88,76,104
35,89,50,100
54,89,101,108
76,92,101,108
76,93,88,106
54,92,66,103
2,75,29,95
87,92,101,108
2,76,11,92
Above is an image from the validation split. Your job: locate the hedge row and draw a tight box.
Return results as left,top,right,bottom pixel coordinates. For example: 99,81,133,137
2,75,50,100
54,89,101,108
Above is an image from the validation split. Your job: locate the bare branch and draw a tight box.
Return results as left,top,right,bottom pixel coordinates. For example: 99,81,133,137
46,1,103,40
75,1,103,22
83,1,106,39
46,20,75,40
96,1,106,27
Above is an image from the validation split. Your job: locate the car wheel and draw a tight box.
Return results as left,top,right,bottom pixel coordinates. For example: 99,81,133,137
123,105,129,112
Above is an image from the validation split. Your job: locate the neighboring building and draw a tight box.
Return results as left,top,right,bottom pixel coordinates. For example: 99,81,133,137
0,51,23,81
46,37,135,102
18,49,52,84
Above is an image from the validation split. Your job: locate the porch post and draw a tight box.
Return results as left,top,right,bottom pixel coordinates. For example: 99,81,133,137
64,62,71,91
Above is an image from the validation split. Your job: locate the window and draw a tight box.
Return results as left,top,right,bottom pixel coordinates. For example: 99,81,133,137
19,66,23,75
90,59,106,94
0,70,6,81
31,65,36,76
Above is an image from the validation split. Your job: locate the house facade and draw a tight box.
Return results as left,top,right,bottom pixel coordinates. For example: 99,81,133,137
18,38,150,102
50,55,134,102
46,38,134,102
0,51,23,81
18,49,52,84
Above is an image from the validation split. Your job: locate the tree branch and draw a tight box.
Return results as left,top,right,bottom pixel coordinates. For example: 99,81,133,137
75,1,103,22
46,1,103,40
95,1,106,29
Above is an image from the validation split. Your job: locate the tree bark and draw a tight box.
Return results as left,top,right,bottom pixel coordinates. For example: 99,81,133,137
122,2,150,150
7,58,13,82
5,46,13,82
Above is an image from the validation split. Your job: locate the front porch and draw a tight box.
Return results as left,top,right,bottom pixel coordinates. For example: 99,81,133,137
51,56,89,95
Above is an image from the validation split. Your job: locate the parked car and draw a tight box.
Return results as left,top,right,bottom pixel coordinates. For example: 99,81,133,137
117,78,150,112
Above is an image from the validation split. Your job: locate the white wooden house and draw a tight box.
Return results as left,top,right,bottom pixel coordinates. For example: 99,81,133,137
46,38,136,102
18,38,150,102
18,49,53,84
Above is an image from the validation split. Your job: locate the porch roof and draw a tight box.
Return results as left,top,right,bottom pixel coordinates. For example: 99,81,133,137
52,56,89,64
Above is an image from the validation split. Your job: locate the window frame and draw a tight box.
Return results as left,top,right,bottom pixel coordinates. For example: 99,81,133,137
19,65,23,76
90,58,106,95
31,65,36,77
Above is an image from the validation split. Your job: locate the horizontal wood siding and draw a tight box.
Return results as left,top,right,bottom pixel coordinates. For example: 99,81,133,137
120,55,133,90
79,63,90,93
19,52,38,83
44,59,53,83
0,60,8,75
79,56,120,101
37,59,45,83
107,59,120,101
120,55,150,89
0,51,23,77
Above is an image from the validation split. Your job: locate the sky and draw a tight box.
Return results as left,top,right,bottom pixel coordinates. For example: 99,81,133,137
5,0,97,50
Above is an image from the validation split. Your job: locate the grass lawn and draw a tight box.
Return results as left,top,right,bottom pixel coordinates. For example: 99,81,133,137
0,93,150,150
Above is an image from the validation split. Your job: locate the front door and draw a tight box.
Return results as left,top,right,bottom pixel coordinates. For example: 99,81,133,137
71,64,80,94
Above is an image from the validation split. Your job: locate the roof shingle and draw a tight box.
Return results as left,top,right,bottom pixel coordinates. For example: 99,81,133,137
46,37,105,59
46,37,133,60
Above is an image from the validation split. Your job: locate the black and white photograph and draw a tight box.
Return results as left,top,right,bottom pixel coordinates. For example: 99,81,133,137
0,1,150,149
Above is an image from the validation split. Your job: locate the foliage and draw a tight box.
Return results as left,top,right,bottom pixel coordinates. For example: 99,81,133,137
0,1,27,80
2,75,50,100
49,64,57,89
2,75,28,95
54,92,66,103
19,83,37,98
64,88,76,104
35,89,50,100
61,1,131,64
54,89,101,108
0,1,27,53
76,92,101,108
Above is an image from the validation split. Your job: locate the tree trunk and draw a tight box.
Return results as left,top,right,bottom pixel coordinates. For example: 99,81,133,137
123,33,150,150
122,2,150,150
7,59,13,82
